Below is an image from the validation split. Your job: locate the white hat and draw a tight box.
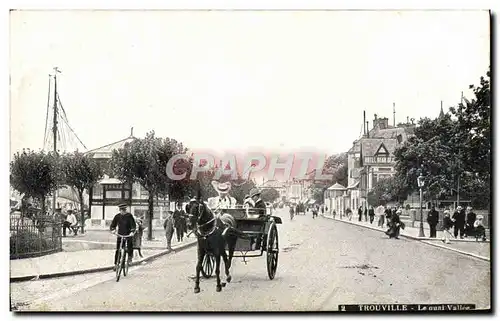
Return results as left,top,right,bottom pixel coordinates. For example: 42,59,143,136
211,180,232,193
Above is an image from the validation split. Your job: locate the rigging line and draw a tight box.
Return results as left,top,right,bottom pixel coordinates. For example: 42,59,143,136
43,75,52,149
59,112,87,150
57,93,87,149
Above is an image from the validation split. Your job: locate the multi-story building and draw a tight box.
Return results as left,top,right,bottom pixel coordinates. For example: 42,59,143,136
325,114,416,215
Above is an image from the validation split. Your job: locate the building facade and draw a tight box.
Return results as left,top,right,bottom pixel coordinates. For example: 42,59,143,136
85,134,170,229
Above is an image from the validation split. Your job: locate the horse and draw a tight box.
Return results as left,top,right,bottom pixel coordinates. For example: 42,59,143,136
186,197,247,293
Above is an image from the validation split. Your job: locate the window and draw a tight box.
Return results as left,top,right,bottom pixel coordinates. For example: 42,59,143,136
93,184,103,198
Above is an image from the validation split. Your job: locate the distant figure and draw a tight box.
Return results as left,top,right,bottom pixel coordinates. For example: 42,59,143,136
464,206,477,238
368,206,375,224
385,209,402,239
474,215,486,241
358,206,363,222
63,209,78,236
441,210,453,244
163,211,175,251
364,207,368,222
452,206,466,239
427,206,439,238
376,205,385,227
132,215,146,258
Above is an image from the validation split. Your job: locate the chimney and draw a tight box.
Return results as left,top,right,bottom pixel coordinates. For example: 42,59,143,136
380,117,389,130
363,111,366,136
373,114,378,128
130,127,134,137
366,121,369,138
393,102,396,127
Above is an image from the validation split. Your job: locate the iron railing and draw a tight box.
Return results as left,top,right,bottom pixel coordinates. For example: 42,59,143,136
10,215,63,259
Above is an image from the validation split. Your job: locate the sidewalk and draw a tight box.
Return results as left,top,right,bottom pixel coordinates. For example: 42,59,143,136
322,214,490,261
10,236,196,281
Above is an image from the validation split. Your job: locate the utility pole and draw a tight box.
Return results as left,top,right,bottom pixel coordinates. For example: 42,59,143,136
52,67,60,214
393,102,396,127
457,91,464,208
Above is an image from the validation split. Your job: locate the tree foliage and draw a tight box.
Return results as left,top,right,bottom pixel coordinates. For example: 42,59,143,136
367,176,406,206
60,151,104,233
310,153,348,204
10,149,59,216
110,131,189,240
394,68,491,208
261,187,280,203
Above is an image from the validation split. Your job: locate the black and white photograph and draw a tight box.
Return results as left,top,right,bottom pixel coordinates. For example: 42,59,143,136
8,8,491,312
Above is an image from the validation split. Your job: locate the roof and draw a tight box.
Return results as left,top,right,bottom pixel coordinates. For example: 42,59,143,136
347,180,360,189
348,140,361,154
85,136,137,158
327,183,347,190
360,138,399,157
99,177,123,185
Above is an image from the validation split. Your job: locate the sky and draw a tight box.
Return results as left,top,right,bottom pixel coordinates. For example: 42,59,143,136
9,10,490,158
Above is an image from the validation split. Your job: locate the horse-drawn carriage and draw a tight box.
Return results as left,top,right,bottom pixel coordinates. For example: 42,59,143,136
200,205,281,280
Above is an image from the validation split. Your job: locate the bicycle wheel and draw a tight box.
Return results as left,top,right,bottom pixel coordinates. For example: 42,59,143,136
121,249,128,277
115,251,122,282
123,250,129,276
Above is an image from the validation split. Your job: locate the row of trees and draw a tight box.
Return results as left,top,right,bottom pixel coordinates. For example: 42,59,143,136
10,149,103,233
368,68,490,209
309,153,349,204
11,131,281,239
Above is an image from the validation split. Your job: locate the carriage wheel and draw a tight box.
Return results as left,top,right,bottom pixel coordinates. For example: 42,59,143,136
201,253,215,278
266,223,279,280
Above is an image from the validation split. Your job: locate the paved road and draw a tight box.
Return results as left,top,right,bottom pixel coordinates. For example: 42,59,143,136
11,208,490,311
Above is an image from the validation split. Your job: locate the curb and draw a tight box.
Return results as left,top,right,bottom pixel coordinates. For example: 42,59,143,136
322,215,490,261
62,239,185,250
420,240,490,262
10,240,197,283
321,215,489,243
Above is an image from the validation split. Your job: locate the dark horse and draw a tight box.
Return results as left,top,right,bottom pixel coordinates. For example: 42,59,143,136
186,197,247,293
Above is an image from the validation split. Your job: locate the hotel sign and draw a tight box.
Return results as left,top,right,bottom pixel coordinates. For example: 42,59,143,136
363,156,395,165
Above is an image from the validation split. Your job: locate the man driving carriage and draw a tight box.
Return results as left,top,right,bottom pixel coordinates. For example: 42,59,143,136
207,181,237,212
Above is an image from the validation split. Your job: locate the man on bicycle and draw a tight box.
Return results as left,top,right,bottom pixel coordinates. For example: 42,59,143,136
110,203,136,271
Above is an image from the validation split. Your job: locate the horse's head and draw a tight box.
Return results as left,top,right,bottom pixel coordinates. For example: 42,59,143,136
186,198,206,231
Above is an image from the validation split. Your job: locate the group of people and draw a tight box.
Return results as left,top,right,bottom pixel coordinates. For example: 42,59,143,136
440,206,486,244
163,202,189,251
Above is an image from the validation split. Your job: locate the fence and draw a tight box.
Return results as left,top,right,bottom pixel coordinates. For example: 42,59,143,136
10,215,63,259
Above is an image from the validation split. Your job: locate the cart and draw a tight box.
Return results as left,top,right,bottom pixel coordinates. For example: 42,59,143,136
201,206,282,280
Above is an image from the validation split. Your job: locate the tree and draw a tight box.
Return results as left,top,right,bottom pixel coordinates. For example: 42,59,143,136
110,131,188,240
367,176,404,206
60,152,103,234
261,187,280,203
309,153,348,204
10,149,59,220
394,68,491,208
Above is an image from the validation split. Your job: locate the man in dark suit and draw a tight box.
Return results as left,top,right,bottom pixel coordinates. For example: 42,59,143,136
452,206,466,239
427,206,439,238
464,206,477,238
249,188,267,216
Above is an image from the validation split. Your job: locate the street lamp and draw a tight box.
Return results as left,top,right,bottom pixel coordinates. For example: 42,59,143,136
417,173,425,237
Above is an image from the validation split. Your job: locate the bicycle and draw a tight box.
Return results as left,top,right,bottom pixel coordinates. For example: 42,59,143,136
114,233,134,282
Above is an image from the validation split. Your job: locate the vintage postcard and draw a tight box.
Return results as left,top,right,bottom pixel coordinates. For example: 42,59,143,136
9,9,491,312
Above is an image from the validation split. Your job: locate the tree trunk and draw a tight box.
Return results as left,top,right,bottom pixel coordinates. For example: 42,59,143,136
79,190,85,234
147,193,154,240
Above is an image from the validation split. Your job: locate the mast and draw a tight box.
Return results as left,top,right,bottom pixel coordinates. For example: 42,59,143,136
457,91,463,208
393,102,396,127
52,67,60,213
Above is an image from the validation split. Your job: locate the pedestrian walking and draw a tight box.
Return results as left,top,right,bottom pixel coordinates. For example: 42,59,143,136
358,206,363,222
289,205,295,221
173,203,185,242
464,206,476,238
346,208,353,221
332,209,336,219
427,206,439,238
452,206,466,239
132,215,146,258
441,210,454,244
163,211,175,251
63,209,78,236
368,206,375,224
376,205,385,227
321,206,324,215
364,206,368,222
